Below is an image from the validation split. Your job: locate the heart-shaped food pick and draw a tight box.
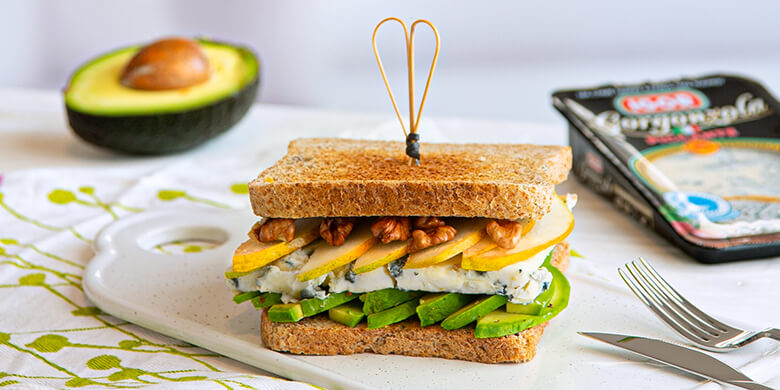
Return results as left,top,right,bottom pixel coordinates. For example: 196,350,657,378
372,18,441,166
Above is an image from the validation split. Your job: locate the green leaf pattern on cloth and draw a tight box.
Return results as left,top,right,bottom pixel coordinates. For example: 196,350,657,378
0,160,318,389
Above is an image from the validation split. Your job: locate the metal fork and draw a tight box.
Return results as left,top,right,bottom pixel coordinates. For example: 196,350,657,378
619,257,780,352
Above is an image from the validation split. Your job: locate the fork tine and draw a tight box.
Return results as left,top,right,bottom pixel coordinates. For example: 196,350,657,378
619,266,710,343
638,257,735,333
624,263,716,342
619,267,660,314
634,259,723,336
630,261,722,337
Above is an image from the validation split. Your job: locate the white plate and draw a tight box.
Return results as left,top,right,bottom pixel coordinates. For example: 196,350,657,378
83,208,774,390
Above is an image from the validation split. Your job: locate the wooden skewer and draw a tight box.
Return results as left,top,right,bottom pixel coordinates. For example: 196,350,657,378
372,17,440,165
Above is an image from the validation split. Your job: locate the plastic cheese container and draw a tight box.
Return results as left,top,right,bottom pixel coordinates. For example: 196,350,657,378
553,74,780,263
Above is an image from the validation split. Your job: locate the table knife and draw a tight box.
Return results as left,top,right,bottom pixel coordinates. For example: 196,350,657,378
579,332,773,390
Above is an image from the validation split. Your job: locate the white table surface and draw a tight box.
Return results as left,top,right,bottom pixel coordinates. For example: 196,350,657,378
1,87,778,386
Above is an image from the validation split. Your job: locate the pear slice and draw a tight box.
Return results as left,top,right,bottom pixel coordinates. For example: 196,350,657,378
404,219,488,269
461,196,573,271
462,236,498,259
462,218,536,259
297,224,378,281
521,219,537,236
437,253,464,268
353,239,410,274
232,218,321,272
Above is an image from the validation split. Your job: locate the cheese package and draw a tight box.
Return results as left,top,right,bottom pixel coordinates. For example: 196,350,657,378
553,74,779,263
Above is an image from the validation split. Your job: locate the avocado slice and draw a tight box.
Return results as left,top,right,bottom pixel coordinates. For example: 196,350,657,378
506,278,554,315
362,289,421,314
232,291,261,304
225,269,252,279
329,301,365,327
267,303,304,323
474,310,537,338
537,265,570,323
476,266,571,338
418,293,443,306
251,293,282,309
64,38,260,155
299,292,359,317
416,293,474,326
366,299,420,329
440,295,507,330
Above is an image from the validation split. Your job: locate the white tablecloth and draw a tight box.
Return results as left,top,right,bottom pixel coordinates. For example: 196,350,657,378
0,88,778,389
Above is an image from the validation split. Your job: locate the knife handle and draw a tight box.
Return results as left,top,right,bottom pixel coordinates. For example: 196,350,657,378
726,380,774,390
767,328,780,342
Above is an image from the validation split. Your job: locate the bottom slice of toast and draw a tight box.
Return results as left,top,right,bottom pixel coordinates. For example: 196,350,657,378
260,242,570,364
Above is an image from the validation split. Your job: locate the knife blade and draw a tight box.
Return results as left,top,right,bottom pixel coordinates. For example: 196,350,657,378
579,332,773,390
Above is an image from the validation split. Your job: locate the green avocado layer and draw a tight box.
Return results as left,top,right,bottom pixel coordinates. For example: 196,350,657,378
250,260,571,339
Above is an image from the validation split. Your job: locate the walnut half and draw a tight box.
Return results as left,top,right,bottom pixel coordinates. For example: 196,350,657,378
413,216,446,230
320,217,355,246
371,217,411,244
408,218,457,253
253,218,295,242
486,219,525,249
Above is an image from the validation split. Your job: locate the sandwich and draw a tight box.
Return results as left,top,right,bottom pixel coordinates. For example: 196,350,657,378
225,138,575,363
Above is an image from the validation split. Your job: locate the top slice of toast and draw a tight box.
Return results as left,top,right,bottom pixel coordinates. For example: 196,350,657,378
249,138,571,220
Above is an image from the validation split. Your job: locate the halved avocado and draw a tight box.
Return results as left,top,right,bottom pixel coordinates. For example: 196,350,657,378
64,38,260,154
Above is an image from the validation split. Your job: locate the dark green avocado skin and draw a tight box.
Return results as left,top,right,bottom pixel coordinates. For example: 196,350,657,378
67,76,259,155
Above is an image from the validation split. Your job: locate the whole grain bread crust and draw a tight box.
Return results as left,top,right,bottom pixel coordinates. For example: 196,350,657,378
249,138,571,220
260,241,570,363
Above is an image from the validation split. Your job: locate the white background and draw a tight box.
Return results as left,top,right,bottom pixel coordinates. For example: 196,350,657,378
3,0,780,123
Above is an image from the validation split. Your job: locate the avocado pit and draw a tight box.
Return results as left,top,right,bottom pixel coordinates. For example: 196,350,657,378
121,37,210,90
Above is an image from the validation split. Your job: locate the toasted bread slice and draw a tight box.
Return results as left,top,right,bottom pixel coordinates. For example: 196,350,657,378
260,241,570,363
249,138,571,221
